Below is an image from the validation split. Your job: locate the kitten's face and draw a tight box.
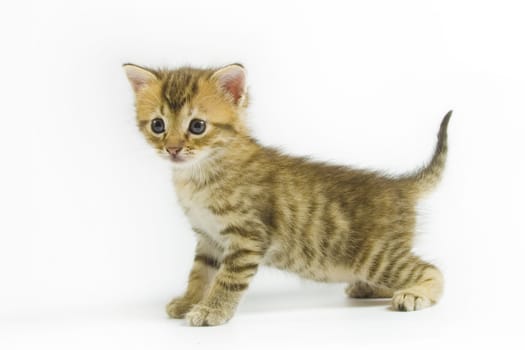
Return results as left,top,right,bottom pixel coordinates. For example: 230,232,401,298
124,64,248,169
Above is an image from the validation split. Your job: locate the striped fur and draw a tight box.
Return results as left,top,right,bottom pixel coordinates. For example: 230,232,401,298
124,63,450,326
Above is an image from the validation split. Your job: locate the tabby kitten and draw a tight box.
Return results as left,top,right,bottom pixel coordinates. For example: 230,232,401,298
123,63,450,326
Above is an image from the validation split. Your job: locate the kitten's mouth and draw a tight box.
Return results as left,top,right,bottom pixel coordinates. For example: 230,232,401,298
169,154,187,163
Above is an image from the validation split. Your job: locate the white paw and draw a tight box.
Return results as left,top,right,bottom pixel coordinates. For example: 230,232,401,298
392,291,432,311
185,304,232,327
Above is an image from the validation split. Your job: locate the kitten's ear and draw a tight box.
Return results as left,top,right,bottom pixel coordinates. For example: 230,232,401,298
211,64,246,105
123,63,158,93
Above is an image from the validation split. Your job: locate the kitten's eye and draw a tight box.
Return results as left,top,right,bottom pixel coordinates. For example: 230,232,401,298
151,118,165,134
188,119,206,135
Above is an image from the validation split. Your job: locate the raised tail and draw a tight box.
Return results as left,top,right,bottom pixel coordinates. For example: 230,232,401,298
402,111,452,197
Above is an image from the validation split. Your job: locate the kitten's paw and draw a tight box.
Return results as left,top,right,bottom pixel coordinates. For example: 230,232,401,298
166,297,195,319
185,304,231,327
392,291,432,311
345,282,375,298
346,281,393,299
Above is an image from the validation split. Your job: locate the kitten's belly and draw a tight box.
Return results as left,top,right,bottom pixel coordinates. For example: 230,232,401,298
262,245,357,283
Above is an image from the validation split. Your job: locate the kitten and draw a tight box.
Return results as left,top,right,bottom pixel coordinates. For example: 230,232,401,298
123,63,450,326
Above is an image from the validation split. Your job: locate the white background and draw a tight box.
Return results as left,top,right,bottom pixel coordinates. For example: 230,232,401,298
1,0,524,349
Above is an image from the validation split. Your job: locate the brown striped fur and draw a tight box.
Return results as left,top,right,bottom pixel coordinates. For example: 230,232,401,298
123,63,450,326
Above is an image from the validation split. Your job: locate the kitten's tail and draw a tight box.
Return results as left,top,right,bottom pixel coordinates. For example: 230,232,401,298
401,111,452,197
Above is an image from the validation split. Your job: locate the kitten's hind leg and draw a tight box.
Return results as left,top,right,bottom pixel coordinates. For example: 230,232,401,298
345,280,393,299
378,254,444,311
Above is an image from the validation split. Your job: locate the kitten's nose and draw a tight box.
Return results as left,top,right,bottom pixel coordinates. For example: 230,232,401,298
166,146,183,156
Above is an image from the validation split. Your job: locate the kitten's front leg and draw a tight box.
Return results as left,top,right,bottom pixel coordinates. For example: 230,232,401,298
166,240,220,318
186,228,267,326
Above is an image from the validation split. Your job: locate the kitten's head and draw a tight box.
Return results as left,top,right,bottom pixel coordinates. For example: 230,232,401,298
123,63,249,168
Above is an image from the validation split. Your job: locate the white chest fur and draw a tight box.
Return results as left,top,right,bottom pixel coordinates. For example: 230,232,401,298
174,179,227,249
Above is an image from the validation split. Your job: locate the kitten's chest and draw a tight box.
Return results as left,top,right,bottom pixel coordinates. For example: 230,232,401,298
175,182,227,248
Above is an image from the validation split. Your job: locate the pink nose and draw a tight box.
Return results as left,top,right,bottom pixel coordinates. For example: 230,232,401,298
166,146,183,156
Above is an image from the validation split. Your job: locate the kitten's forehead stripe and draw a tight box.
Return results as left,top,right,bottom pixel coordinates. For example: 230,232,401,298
191,78,199,95
161,68,208,113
